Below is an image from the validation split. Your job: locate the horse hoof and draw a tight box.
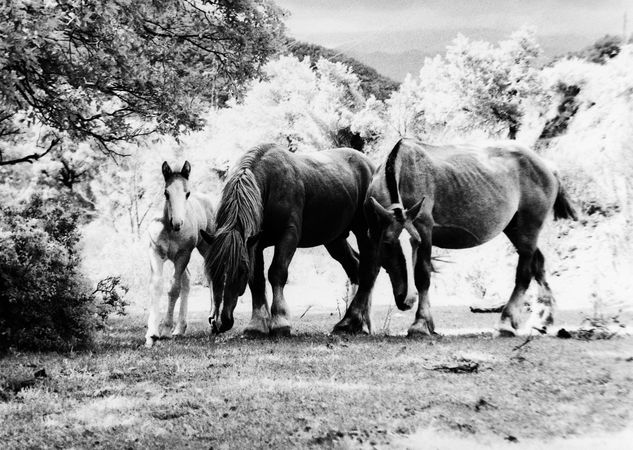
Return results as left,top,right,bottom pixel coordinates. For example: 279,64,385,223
407,327,433,338
497,328,516,338
332,320,368,335
145,336,158,348
270,326,291,338
243,328,269,339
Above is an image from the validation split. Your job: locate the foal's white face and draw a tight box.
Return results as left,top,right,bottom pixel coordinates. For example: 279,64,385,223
162,161,191,232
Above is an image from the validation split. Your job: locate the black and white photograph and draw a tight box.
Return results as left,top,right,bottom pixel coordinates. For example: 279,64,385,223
1,0,632,448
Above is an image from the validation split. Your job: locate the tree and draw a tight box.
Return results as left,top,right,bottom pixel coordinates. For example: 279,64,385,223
286,39,400,101
387,27,546,140
208,55,387,155
0,0,284,165
567,35,623,65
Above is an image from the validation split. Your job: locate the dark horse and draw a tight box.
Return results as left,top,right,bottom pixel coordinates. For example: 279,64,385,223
338,138,577,337
201,144,376,335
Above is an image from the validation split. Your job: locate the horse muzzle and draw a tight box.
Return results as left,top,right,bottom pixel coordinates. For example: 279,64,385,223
210,316,234,334
171,220,184,231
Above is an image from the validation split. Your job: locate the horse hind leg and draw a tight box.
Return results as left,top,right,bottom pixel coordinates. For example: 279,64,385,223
522,249,555,334
498,251,534,336
499,216,539,336
333,225,381,335
325,237,360,302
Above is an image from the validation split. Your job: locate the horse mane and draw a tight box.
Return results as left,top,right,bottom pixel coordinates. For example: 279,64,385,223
385,139,403,205
205,145,270,282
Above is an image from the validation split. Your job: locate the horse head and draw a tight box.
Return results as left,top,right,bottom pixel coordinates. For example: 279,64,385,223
162,161,191,232
201,229,260,333
201,165,263,334
367,196,425,311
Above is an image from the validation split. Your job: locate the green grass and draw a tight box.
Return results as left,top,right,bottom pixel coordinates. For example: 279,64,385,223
1,306,632,449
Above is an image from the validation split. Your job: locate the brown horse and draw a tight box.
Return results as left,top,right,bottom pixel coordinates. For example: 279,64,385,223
201,144,376,336
337,138,577,336
145,161,215,348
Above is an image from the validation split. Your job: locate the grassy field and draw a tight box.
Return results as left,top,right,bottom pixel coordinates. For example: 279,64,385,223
1,304,632,449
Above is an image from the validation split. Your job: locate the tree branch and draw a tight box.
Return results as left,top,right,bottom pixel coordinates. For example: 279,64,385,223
0,137,61,166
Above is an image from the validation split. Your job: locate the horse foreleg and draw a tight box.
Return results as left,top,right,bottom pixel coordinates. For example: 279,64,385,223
146,247,165,348
268,231,298,337
162,253,191,338
408,233,436,337
244,247,270,336
173,268,190,336
333,228,380,335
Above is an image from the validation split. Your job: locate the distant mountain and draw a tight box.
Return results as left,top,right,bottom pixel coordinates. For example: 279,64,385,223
346,50,433,82
329,30,605,81
285,39,400,101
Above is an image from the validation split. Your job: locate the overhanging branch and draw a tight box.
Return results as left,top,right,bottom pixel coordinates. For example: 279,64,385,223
0,136,61,166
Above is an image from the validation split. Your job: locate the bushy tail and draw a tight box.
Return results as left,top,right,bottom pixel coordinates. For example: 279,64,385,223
553,174,578,221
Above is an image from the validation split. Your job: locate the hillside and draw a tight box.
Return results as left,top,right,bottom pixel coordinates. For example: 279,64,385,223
285,39,400,101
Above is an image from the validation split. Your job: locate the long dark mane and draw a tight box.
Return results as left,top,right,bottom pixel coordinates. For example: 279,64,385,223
205,146,269,282
385,139,403,205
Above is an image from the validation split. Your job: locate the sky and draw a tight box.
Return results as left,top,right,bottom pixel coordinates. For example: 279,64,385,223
276,0,632,53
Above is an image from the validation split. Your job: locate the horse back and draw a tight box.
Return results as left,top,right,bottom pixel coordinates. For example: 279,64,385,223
392,140,558,247
254,147,374,247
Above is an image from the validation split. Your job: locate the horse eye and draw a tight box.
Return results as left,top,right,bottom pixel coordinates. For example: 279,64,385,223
186,192,190,199
164,191,169,199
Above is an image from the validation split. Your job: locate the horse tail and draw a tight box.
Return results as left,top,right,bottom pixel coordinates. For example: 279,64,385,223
553,174,578,221
205,165,263,282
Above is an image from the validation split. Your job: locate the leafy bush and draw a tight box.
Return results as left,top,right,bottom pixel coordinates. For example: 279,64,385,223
93,276,129,329
0,195,126,352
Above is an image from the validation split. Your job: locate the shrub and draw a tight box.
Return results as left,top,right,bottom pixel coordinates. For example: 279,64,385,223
0,195,125,352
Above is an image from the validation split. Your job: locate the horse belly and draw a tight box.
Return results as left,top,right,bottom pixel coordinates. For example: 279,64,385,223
299,201,357,247
432,198,517,249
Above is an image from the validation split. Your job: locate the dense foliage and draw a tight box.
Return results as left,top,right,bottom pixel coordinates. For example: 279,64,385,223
566,34,626,65
207,55,387,155
286,39,400,101
0,0,285,164
387,28,545,140
0,196,125,351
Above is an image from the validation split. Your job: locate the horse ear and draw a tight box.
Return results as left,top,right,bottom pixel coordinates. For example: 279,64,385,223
162,161,172,180
200,229,215,244
406,197,425,221
369,197,393,221
181,161,191,179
